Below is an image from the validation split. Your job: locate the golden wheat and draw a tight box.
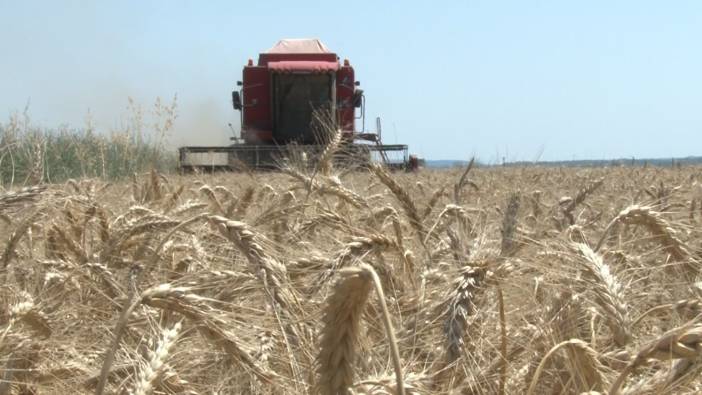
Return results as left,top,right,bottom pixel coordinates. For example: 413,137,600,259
1,165,702,393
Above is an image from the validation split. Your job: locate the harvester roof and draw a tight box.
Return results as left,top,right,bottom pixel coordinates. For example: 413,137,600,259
265,38,331,54
258,39,338,66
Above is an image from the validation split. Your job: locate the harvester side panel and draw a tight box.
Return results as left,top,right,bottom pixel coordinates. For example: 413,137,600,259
336,65,355,133
242,66,272,144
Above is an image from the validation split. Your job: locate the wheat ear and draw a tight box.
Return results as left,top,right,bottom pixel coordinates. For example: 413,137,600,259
316,265,374,394
573,242,631,346
208,216,296,312
199,185,225,215
140,284,273,383
131,321,182,395
595,205,691,264
632,299,702,327
453,157,475,204
562,177,604,225
233,185,255,217
2,209,43,268
443,265,486,363
527,339,602,395
318,128,342,177
317,263,403,395
422,186,447,220
609,322,702,395
500,193,521,257
8,292,51,337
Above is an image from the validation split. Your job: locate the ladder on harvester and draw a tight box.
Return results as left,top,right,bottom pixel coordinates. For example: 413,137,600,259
374,117,389,166
375,139,390,166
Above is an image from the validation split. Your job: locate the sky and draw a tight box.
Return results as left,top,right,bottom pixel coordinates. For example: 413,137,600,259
1,1,701,162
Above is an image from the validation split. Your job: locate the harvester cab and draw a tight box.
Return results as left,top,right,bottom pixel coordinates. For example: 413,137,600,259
179,39,409,171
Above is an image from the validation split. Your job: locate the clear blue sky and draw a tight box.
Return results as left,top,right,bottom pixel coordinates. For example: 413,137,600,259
2,1,701,162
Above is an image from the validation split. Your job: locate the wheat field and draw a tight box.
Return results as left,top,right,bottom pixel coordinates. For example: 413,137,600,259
2,158,702,394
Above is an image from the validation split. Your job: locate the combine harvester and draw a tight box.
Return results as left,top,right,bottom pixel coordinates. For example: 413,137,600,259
179,39,413,171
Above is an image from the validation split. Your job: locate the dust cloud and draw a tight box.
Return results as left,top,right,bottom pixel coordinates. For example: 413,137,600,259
170,97,237,149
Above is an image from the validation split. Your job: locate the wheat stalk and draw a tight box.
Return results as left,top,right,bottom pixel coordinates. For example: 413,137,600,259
424,204,472,244
283,166,368,208
371,164,426,241
0,185,47,214
95,265,142,395
497,286,507,395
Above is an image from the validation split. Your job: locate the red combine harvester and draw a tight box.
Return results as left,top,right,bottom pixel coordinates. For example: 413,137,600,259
179,39,410,171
